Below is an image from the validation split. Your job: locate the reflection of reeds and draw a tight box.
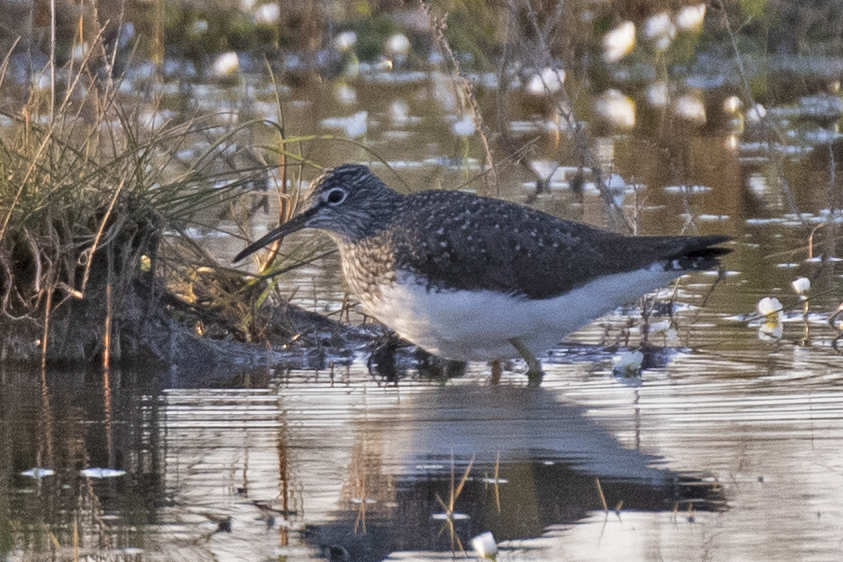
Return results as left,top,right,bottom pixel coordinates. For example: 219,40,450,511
434,453,475,553
339,432,397,536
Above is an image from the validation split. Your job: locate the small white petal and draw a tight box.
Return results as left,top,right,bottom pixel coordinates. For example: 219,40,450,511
595,89,636,129
791,277,811,294
757,296,783,317
471,532,498,558
386,33,411,56
746,104,767,123
673,94,707,125
603,21,636,63
452,114,476,137
212,51,240,77
527,67,565,95
344,111,368,138
647,81,669,107
644,12,676,51
612,350,644,376
334,31,357,52
676,4,707,31
254,3,280,25
723,95,742,114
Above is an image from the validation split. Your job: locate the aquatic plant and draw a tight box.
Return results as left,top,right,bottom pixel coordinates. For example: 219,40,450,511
0,39,287,365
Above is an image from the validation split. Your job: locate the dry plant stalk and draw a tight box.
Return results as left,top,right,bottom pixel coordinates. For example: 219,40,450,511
422,1,498,194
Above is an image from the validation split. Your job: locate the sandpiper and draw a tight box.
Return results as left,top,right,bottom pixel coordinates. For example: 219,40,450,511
235,164,730,383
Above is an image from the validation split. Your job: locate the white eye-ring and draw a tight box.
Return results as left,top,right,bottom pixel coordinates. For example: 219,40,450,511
325,188,347,205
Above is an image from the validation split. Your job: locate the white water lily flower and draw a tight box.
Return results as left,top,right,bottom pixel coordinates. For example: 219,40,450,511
254,3,280,25
386,33,411,57
595,89,636,129
471,531,498,559
723,95,742,114
452,114,476,137
612,350,644,377
644,12,676,51
676,4,707,32
791,277,811,295
334,31,357,53
345,111,368,138
757,296,783,319
527,67,566,95
603,21,636,63
673,94,707,125
746,104,767,123
212,51,240,77
759,321,783,341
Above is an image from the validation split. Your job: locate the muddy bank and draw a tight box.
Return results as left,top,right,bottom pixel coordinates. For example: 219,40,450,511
0,272,378,378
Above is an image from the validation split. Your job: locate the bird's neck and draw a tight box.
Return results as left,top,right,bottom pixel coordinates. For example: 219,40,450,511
335,232,397,305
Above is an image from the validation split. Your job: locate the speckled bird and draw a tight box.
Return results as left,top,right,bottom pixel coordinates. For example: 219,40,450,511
234,164,730,382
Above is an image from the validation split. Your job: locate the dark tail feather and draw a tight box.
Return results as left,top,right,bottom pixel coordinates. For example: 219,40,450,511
670,236,732,271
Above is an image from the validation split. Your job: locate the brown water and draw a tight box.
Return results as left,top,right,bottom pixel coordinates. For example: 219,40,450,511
5,46,843,562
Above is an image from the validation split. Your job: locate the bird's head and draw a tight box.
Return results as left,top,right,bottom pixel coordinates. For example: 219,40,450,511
233,164,401,262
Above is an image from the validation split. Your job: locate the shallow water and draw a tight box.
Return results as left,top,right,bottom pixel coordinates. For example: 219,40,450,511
6,15,843,562
5,321,843,561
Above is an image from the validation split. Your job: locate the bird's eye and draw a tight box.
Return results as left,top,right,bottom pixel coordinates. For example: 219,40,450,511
326,188,346,205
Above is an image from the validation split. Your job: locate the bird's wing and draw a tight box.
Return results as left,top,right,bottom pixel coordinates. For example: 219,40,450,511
391,191,727,299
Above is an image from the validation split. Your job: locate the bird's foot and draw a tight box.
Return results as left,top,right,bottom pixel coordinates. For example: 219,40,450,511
509,337,544,387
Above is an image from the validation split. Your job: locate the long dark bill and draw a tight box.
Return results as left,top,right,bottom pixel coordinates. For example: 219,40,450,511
232,206,319,263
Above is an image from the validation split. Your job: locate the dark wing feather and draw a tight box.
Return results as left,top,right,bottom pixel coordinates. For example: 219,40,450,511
390,191,729,299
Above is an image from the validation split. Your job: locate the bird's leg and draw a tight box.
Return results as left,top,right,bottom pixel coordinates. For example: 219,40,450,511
490,360,502,385
509,337,544,386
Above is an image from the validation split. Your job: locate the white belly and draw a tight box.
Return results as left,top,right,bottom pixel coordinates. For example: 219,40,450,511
359,266,683,361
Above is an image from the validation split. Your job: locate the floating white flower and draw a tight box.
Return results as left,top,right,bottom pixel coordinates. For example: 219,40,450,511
643,12,676,52
390,99,411,125
723,95,742,114
757,296,783,321
254,3,280,25
72,42,91,62
676,4,707,32
672,94,707,125
647,81,669,107
603,21,636,63
759,321,783,341
212,51,240,77
612,350,644,377
386,33,411,57
527,67,565,95
345,111,368,138
792,277,810,299
595,89,636,129
334,31,358,53
334,83,357,105
746,104,767,123
452,114,476,137
471,532,498,559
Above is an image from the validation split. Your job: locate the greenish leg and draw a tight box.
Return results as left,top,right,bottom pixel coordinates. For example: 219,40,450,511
490,360,502,385
509,337,544,386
